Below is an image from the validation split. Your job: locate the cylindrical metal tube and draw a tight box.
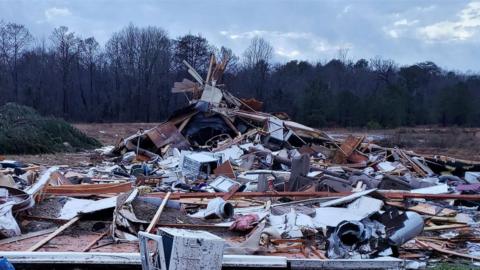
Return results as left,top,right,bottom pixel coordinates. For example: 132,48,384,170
388,211,424,246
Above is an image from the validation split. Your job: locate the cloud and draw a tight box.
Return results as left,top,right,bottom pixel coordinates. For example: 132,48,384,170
385,28,400,39
337,4,352,18
383,18,418,39
220,30,310,40
0,0,476,71
219,30,351,60
418,1,480,41
276,48,300,58
45,7,71,21
416,5,436,12
394,19,419,26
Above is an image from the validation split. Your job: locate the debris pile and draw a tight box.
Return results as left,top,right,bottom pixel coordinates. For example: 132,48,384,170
1,57,480,268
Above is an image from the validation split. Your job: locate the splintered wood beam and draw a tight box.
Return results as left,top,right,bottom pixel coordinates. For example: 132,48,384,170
146,192,171,233
0,228,57,245
206,54,215,83
220,114,241,136
82,231,109,252
27,216,80,252
146,191,480,201
44,182,132,196
416,239,480,260
222,184,241,201
423,224,469,231
178,116,192,132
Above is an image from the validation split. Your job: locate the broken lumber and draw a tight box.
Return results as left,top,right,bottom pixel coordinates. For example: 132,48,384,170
157,224,229,228
0,228,57,245
417,239,480,260
146,191,171,233
424,224,469,231
332,135,364,164
25,167,58,196
222,184,241,201
146,190,480,201
82,231,108,252
27,216,80,252
44,182,132,196
146,191,346,199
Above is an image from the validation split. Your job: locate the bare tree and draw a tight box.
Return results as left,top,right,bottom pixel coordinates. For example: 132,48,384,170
105,24,171,121
50,26,80,116
337,47,350,65
243,36,273,68
0,22,33,100
370,56,397,85
138,26,170,121
173,34,212,73
82,37,100,109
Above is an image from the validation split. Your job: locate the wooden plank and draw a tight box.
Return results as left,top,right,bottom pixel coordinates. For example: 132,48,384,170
44,182,132,196
157,223,229,228
212,128,258,152
311,247,327,260
27,216,80,251
397,149,427,177
214,161,236,179
146,122,190,150
182,60,204,84
178,116,192,132
409,203,456,216
222,184,241,201
187,69,204,85
417,239,480,260
146,190,480,201
146,191,347,200
428,216,467,224
332,135,364,164
387,201,457,216
82,231,108,252
171,79,198,93
206,54,214,83
146,192,171,233
25,167,59,196
220,114,241,137
424,224,469,231
0,228,57,245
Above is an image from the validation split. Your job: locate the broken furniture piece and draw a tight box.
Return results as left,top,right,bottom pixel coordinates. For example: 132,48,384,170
139,228,225,270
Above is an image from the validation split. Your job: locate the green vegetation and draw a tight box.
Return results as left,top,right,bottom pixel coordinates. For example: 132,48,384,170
0,103,101,154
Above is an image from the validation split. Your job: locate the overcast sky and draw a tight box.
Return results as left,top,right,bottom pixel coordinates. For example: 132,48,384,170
1,0,479,72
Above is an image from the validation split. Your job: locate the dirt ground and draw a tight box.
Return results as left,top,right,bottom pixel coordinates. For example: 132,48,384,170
5,123,480,166
5,123,160,166
326,126,480,161
73,123,161,145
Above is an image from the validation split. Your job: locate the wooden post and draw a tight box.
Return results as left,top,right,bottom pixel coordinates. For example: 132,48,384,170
146,192,171,233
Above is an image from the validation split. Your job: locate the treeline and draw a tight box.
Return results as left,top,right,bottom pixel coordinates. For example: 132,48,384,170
0,21,479,128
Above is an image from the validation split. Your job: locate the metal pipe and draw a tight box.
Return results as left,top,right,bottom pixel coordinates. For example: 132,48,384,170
388,211,424,246
145,191,480,201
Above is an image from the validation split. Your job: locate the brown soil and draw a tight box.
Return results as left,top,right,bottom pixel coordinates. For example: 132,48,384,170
327,126,480,161
74,123,161,145
5,123,480,166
